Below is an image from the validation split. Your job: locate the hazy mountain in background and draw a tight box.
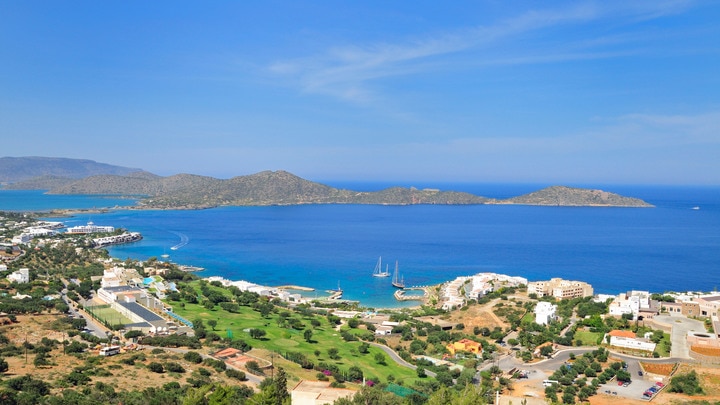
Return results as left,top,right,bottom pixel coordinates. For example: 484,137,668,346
0,156,142,184
0,156,653,208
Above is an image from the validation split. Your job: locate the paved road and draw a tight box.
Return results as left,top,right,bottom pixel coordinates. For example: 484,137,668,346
60,289,110,339
653,313,706,359
489,346,680,402
368,341,437,378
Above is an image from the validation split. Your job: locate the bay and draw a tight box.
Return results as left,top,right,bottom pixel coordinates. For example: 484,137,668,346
3,185,719,308
0,190,136,212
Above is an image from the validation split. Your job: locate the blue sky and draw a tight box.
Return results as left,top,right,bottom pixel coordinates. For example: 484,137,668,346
1,1,719,185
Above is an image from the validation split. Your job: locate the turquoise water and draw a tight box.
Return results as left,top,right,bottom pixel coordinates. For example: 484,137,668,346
0,190,136,211
3,185,719,308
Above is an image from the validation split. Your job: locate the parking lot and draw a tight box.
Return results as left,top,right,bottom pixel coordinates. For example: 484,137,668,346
598,375,667,401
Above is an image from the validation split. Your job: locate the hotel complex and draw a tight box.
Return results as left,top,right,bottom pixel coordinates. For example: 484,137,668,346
66,221,115,234
527,278,594,300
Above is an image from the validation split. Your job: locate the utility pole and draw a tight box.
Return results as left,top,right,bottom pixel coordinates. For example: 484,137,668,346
270,352,275,379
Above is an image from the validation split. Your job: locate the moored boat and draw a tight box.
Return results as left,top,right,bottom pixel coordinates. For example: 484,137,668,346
392,261,405,289
372,256,390,277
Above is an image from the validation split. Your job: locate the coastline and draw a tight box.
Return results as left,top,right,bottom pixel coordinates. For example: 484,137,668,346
275,285,315,292
15,186,720,309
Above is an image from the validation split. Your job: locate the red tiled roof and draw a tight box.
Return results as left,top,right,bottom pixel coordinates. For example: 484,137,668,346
609,330,636,338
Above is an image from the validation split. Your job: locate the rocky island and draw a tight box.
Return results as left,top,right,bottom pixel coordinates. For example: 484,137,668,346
1,157,654,209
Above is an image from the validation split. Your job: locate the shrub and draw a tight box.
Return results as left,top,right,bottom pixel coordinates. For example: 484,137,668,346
165,362,185,373
147,362,164,373
226,368,246,381
183,351,203,364
246,361,263,375
669,371,704,395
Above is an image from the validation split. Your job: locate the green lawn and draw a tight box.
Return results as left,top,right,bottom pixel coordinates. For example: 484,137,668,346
520,312,535,324
86,305,134,326
655,333,671,357
170,282,420,384
574,330,604,346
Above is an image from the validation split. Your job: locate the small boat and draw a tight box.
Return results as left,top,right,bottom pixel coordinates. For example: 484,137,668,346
692,206,700,210
392,261,405,289
372,256,390,277
328,281,343,299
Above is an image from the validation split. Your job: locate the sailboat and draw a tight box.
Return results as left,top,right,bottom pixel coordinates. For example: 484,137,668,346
392,261,405,289
372,256,390,277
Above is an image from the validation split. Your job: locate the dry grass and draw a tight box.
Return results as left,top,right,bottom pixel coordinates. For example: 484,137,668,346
691,346,720,356
445,298,511,333
1,314,256,395
641,362,676,376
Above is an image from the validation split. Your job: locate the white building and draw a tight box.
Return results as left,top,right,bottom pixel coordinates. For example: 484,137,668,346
534,301,558,325
7,268,30,283
440,272,528,310
66,222,114,234
605,330,656,352
527,278,593,299
375,325,394,336
11,234,32,244
608,291,651,320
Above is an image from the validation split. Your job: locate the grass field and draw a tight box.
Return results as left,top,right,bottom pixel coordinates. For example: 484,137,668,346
170,281,421,385
574,330,604,346
86,305,134,326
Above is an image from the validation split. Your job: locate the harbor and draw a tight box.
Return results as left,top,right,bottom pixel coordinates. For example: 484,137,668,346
394,286,428,302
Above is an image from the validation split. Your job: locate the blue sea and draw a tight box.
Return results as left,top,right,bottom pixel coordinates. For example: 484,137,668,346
2,185,719,308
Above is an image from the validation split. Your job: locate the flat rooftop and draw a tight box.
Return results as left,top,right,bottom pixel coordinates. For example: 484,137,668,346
118,301,164,322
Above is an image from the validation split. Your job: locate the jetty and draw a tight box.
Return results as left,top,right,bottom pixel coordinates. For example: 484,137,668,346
275,285,315,292
91,232,142,248
394,287,428,302
327,289,343,300
178,265,205,272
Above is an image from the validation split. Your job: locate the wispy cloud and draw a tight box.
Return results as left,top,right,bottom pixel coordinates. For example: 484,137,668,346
267,1,695,103
177,108,719,183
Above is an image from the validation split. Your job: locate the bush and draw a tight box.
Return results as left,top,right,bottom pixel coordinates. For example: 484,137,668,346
202,358,226,372
124,330,144,340
669,370,704,395
183,351,203,364
65,371,91,386
147,362,164,373
246,360,263,375
165,362,185,373
226,368,246,381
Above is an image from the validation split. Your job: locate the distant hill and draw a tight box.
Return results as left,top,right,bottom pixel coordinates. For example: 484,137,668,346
44,170,488,208
499,186,653,207
0,156,653,208
0,156,142,184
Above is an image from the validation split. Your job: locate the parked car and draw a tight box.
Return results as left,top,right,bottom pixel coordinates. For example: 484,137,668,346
638,371,643,376
655,382,665,387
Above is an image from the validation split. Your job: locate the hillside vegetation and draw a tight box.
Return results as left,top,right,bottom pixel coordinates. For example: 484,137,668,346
1,157,653,208
0,156,140,183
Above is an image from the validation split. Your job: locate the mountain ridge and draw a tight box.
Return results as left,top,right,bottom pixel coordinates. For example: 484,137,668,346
0,156,141,183
0,157,654,208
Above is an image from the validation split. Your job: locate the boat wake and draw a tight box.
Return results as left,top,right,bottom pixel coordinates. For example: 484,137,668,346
170,231,189,250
